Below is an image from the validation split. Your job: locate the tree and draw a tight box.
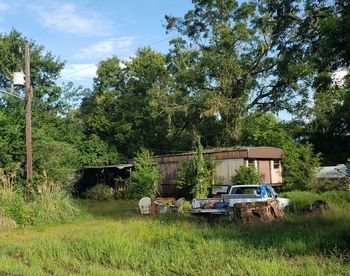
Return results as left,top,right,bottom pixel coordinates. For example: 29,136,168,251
129,149,162,198
282,142,321,191
239,112,291,148
232,166,260,185
309,86,350,164
176,136,216,198
0,30,64,107
295,0,350,165
0,30,112,190
80,48,184,157
165,0,314,143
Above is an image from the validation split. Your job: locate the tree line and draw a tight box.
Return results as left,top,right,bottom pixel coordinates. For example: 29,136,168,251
0,0,349,193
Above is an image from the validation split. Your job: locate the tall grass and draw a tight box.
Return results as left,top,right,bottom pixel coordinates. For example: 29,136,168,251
281,190,350,213
0,197,349,275
0,184,82,226
0,192,349,274
30,189,83,225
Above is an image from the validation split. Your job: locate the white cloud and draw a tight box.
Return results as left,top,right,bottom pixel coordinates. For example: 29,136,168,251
60,63,97,82
33,2,113,36
74,37,135,59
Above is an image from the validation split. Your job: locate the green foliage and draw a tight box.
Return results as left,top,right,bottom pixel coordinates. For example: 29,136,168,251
282,142,321,191
308,178,350,193
0,184,82,226
281,190,350,214
33,129,80,188
240,113,291,147
232,166,260,185
30,188,83,224
0,185,27,225
309,87,350,165
0,198,350,274
85,184,114,200
176,137,216,198
129,148,162,198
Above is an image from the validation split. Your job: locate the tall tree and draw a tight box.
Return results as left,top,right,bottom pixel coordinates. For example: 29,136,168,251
165,0,314,143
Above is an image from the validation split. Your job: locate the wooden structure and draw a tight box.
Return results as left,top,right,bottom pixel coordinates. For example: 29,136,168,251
76,164,133,195
232,199,284,223
154,147,283,196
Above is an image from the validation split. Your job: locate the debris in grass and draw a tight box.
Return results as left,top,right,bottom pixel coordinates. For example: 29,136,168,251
231,199,284,223
308,200,329,215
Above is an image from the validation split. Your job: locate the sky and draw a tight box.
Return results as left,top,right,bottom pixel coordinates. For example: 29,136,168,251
0,0,193,87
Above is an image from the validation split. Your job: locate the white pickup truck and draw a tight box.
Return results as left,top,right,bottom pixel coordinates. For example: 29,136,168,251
191,184,289,215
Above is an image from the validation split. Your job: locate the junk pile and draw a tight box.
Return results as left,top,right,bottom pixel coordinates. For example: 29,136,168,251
307,200,329,215
231,199,284,223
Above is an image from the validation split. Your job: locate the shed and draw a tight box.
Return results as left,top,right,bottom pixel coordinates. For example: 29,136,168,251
155,147,283,196
75,164,133,195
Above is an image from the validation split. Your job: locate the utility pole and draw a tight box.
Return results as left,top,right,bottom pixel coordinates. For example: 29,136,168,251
24,41,33,183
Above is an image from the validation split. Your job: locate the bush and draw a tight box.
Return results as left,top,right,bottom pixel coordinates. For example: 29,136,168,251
0,184,82,226
308,178,350,193
282,142,321,191
0,185,29,225
129,149,162,199
85,184,114,200
176,137,216,198
232,166,260,185
31,188,82,224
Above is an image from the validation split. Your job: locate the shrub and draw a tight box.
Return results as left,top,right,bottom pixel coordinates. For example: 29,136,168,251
0,185,28,225
0,185,82,226
282,142,321,191
129,149,162,199
176,137,217,198
85,184,114,200
308,178,350,193
232,166,260,185
31,188,82,224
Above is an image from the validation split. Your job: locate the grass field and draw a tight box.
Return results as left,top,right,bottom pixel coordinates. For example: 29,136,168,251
0,193,349,275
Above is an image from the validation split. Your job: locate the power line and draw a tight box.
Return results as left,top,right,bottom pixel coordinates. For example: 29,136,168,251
60,64,97,78
60,35,179,79
30,0,100,39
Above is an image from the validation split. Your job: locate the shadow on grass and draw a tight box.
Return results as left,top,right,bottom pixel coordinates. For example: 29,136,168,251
154,209,350,260
79,199,139,219
80,199,350,259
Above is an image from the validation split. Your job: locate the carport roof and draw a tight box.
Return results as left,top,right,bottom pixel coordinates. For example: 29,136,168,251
84,164,134,170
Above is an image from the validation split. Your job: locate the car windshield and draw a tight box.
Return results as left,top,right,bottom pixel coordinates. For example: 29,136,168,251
230,187,258,195
212,185,230,195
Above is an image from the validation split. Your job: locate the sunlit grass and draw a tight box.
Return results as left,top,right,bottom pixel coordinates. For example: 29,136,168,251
0,193,349,275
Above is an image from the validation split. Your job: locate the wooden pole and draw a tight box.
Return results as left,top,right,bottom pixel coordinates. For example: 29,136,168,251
24,41,32,183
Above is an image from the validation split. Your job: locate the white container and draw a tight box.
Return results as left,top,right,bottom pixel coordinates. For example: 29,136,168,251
13,72,25,86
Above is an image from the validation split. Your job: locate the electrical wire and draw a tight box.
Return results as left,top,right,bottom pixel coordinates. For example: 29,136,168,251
60,35,179,79
30,0,100,39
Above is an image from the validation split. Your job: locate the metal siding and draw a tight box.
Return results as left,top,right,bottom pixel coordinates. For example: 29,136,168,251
155,147,284,195
247,148,283,159
215,159,244,185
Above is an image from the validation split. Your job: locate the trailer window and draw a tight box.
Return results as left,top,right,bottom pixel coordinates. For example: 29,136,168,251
248,159,255,167
273,160,280,169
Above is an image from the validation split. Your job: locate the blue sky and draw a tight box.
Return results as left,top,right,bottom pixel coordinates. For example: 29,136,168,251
0,0,193,87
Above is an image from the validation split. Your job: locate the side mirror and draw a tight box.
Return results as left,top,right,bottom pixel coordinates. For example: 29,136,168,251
275,193,279,198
